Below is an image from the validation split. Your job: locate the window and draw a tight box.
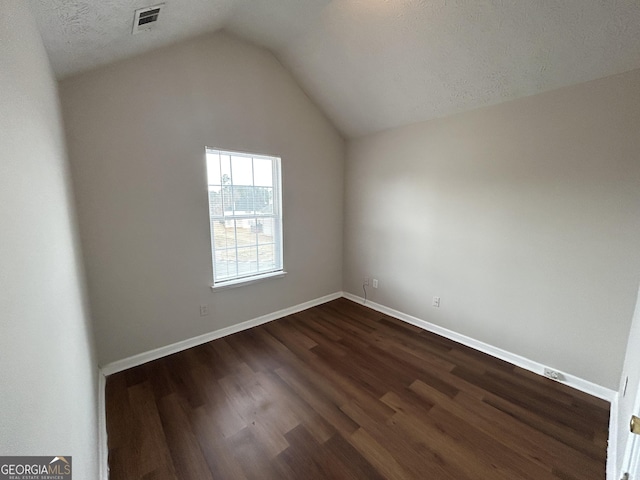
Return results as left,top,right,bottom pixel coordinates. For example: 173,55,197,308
205,148,284,287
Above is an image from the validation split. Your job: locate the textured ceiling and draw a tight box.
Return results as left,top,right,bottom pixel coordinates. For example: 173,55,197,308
29,0,640,137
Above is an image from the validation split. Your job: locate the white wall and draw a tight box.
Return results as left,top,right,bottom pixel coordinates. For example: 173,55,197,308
344,69,640,389
616,283,640,476
60,32,345,366
0,2,99,477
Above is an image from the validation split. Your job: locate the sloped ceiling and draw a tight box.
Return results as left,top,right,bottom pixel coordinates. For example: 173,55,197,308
29,0,640,137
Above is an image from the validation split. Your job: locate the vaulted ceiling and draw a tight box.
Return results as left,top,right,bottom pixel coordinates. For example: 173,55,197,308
30,0,640,137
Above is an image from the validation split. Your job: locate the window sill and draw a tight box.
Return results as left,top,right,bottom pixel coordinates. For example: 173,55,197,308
211,271,287,291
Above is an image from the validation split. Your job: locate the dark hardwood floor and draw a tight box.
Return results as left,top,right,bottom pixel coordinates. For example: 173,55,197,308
105,298,610,479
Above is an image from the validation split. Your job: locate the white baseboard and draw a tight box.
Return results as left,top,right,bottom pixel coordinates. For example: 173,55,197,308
100,292,342,376
98,369,108,480
342,292,616,402
607,393,619,480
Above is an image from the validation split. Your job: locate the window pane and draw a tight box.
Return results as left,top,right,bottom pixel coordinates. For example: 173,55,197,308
258,244,276,272
212,218,236,250
214,249,237,280
221,185,233,215
236,246,258,276
234,219,255,247
208,186,222,217
220,155,231,184
254,158,273,187
232,186,254,214
231,155,253,186
255,187,273,214
206,153,221,185
253,187,271,213
257,217,275,243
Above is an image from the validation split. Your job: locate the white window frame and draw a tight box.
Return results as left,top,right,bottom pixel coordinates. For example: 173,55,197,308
205,147,285,289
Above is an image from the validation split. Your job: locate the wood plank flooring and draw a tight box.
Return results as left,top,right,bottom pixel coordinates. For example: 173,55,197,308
105,298,610,479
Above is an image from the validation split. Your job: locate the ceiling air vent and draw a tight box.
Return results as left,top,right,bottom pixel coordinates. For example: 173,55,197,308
132,4,164,34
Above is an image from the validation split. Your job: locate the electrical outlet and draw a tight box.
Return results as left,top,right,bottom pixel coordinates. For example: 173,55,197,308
432,296,440,307
372,279,378,288
543,368,563,381
200,304,209,316
364,277,370,286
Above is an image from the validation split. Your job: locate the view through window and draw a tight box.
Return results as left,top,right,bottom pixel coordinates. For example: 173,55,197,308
205,148,283,286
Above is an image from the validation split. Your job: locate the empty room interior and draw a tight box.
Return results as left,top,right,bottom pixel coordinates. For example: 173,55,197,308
3,0,640,479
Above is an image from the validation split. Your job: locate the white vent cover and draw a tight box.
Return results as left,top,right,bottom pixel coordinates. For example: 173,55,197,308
132,4,165,34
